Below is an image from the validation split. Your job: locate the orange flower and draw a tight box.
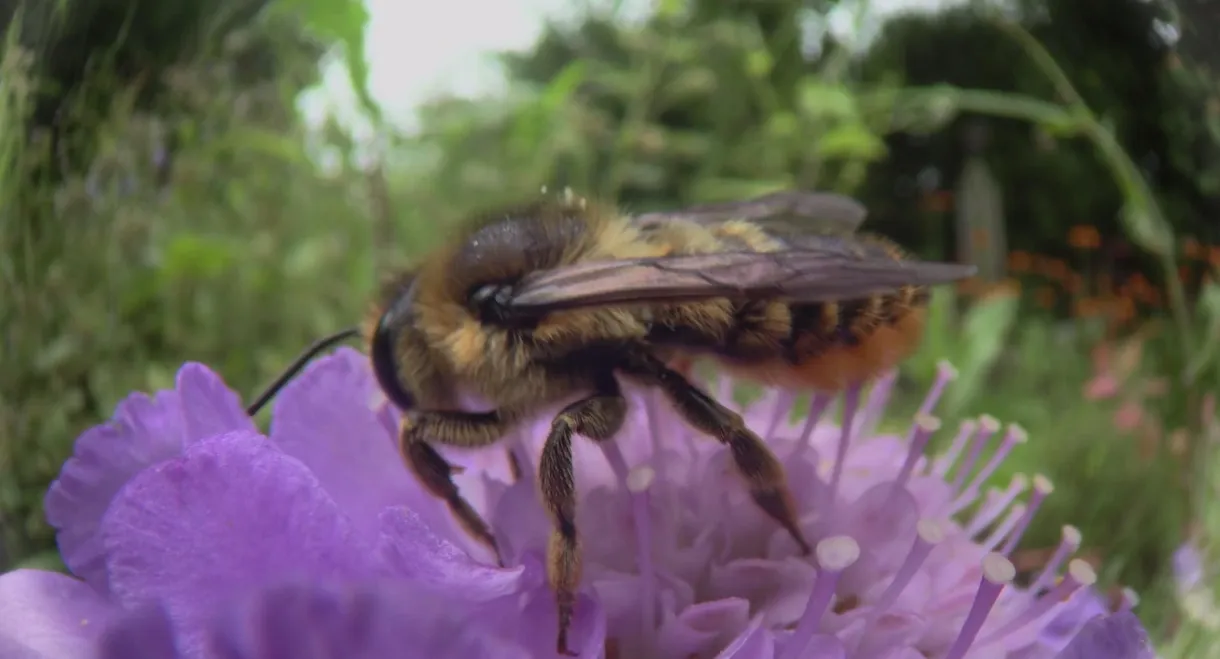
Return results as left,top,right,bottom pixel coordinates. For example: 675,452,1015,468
1007,251,1032,272
1183,237,1203,259
1068,225,1101,250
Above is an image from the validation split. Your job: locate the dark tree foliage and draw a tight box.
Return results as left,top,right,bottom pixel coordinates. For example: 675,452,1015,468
0,0,325,179
857,0,1217,267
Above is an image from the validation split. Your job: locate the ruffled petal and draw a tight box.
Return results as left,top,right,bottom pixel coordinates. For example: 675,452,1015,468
377,506,528,600
100,432,373,654
45,364,252,593
175,363,257,444
45,390,184,593
1053,612,1155,659
267,349,457,544
655,598,751,658
96,605,180,659
0,569,116,659
204,581,533,659
715,618,776,659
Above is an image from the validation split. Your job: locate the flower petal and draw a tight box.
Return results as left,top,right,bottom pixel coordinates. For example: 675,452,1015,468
176,363,257,444
1053,612,1155,659
101,432,373,653
656,598,752,658
44,391,184,592
45,364,252,593
0,569,116,659
204,581,533,659
1038,588,1110,651
267,349,458,545
715,617,776,659
97,605,180,659
377,506,529,601
482,582,607,659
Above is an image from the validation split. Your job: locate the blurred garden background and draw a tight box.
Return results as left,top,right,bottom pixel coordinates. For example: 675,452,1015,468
1,0,1218,654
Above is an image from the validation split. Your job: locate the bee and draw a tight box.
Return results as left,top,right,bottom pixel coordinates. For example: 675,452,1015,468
245,190,976,655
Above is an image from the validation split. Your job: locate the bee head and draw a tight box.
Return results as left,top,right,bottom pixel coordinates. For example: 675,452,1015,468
369,273,424,412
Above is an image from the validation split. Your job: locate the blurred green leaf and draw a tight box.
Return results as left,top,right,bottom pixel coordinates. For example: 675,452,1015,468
814,123,886,161
273,0,377,122
798,82,857,121
943,290,1020,416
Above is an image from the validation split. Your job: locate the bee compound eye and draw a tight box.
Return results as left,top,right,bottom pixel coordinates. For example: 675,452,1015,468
469,282,514,321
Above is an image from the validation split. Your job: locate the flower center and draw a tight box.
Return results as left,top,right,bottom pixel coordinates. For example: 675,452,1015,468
474,362,1121,658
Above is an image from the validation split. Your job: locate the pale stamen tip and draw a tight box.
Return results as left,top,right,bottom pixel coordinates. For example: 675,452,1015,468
1062,525,1082,546
917,518,946,544
1007,424,1029,443
982,553,1017,584
959,419,978,431
816,536,861,571
978,415,1002,432
1122,587,1141,609
1011,473,1030,489
936,360,960,379
914,413,942,432
627,466,657,493
1067,558,1098,587
1032,474,1054,494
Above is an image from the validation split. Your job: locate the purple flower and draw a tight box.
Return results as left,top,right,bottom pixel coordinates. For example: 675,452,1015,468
1,350,1155,658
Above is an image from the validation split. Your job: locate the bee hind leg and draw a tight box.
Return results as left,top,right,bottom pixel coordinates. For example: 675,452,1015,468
399,411,513,565
621,351,812,555
539,376,627,656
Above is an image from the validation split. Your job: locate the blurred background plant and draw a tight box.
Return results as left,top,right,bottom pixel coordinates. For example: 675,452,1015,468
1,0,1218,654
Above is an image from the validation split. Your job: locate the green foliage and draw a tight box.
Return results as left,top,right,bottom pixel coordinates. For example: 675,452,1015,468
903,286,1020,419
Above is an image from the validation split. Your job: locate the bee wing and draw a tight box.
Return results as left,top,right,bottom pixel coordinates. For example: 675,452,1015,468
507,242,977,314
631,190,868,235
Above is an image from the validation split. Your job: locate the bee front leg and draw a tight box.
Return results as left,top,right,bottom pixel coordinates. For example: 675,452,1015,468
540,378,627,656
620,351,812,555
399,410,513,564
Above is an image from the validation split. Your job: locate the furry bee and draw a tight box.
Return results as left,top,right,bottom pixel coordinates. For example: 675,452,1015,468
245,190,976,655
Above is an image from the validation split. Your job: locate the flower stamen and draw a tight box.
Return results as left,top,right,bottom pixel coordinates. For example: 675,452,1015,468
828,385,862,499
626,466,659,639
981,503,1027,553
950,415,1002,492
954,424,1028,509
1029,526,1083,593
932,419,977,478
919,360,959,417
999,475,1053,556
963,474,1029,533
981,559,1097,646
854,519,945,653
782,536,860,659
788,394,833,460
765,391,800,439
887,414,940,508
943,553,1016,659
1119,587,1140,612
859,369,899,437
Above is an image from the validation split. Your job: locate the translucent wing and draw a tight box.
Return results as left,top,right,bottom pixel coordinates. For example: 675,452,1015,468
631,190,868,236
507,237,976,314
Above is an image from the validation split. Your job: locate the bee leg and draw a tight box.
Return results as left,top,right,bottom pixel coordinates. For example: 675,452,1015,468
399,410,513,564
540,378,627,656
621,351,812,555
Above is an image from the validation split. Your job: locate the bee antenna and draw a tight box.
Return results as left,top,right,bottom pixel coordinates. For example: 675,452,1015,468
245,327,362,416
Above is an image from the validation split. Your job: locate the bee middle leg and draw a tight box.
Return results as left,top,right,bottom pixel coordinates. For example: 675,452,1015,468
621,351,812,555
540,377,627,656
399,410,513,562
